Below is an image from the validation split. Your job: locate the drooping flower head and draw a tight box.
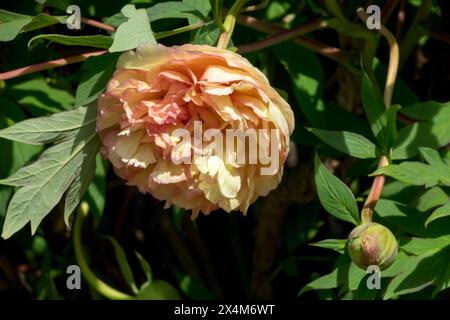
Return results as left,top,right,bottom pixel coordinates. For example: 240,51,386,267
97,43,294,218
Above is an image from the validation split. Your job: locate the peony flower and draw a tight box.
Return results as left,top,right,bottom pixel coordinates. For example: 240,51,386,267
97,43,294,218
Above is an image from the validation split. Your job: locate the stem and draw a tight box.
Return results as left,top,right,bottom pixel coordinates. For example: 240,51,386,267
238,19,329,53
235,14,359,73
429,30,450,46
217,0,247,49
154,22,206,39
213,0,226,31
357,8,399,107
357,8,400,223
80,17,115,32
74,202,134,300
0,50,107,81
361,156,388,223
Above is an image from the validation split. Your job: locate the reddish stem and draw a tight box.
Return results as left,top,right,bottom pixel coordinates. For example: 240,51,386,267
236,14,356,72
361,156,389,223
429,30,450,45
80,17,116,32
0,50,107,81
238,19,327,53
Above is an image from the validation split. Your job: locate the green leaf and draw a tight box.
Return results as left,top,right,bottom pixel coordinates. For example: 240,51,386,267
85,154,107,227
191,21,220,46
393,101,450,159
299,268,340,295
300,255,366,295
135,251,153,283
0,105,96,145
179,275,212,299
410,186,449,213
106,236,138,295
419,147,448,169
374,199,450,238
426,201,450,227
1,132,98,239
360,70,397,153
109,5,156,53
385,104,400,153
7,77,75,115
314,154,360,225
137,280,181,300
63,148,98,226
183,0,211,24
308,128,379,159
400,101,449,121
310,239,346,254
75,53,120,106
29,34,113,49
0,10,64,42
373,161,450,187
401,236,450,256
384,246,450,299
272,42,326,128
146,1,207,22
0,101,42,231
0,105,99,239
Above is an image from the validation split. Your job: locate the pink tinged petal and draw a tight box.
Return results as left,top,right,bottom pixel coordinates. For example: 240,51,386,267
158,70,192,85
184,87,203,105
123,101,148,123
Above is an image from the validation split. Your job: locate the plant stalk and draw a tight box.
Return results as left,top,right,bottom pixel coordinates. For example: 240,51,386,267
74,202,134,300
357,8,400,223
217,0,247,49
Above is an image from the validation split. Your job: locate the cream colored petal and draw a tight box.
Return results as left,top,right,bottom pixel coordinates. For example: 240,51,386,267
268,101,289,138
203,94,241,121
201,65,255,84
151,161,186,184
112,130,144,163
201,83,234,95
128,144,157,168
218,165,241,199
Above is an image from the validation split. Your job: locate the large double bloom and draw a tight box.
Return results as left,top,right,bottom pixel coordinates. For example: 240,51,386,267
97,43,294,218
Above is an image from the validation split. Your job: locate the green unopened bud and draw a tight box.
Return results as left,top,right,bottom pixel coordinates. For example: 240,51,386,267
347,222,398,270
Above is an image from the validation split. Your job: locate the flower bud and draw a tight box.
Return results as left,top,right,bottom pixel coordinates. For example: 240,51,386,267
347,222,398,270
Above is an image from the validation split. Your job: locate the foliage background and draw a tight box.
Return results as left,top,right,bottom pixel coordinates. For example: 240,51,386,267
0,0,449,300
